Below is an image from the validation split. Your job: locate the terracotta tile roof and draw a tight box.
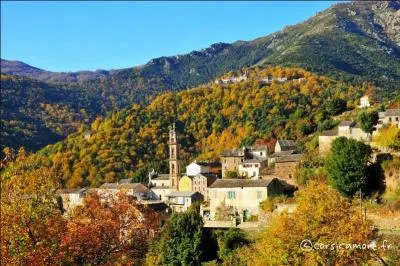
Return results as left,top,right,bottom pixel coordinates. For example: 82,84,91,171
385,109,400,116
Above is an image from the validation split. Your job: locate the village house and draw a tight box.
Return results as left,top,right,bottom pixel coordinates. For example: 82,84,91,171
178,175,193,192
165,191,203,213
274,140,297,153
214,72,248,85
238,158,268,179
59,187,86,213
148,172,176,201
376,108,400,130
208,178,295,221
186,161,221,176
268,154,302,185
221,148,246,178
98,182,148,200
359,95,372,108
221,145,268,178
192,173,219,201
319,121,371,154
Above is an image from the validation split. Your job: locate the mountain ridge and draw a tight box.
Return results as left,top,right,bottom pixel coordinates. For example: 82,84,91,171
2,1,399,95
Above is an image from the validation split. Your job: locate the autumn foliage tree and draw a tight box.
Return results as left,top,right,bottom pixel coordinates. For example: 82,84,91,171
243,181,379,265
59,192,160,265
1,149,65,265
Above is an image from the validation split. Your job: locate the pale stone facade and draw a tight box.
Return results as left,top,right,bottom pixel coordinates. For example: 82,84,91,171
59,188,86,213
238,158,268,179
165,191,203,213
319,121,371,154
208,178,294,220
192,173,218,201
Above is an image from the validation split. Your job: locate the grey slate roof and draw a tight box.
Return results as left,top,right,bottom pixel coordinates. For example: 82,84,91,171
221,149,245,157
166,191,199,197
209,178,275,188
152,174,170,180
240,158,267,164
275,154,302,163
195,161,221,167
338,121,355,127
119,178,132,184
320,129,338,137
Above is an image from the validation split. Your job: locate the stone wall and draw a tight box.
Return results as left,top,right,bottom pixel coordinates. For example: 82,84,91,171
274,161,299,185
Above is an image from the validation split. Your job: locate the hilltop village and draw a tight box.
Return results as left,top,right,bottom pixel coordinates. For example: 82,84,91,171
59,94,400,228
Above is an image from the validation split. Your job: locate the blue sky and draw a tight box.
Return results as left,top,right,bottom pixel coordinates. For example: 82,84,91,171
1,1,337,72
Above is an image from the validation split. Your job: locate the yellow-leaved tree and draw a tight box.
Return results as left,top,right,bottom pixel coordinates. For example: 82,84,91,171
373,124,400,152
241,181,381,265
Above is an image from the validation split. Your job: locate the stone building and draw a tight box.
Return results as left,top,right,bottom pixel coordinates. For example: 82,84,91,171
98,182,148,200
186,161,221,176
221,148,246,178
270,154,302,185
192,173,219,201
59,188,86,213
319,121,370,154
274,140,296,153
165,191,203,213
376,108,400,130
221,145,268,178
208,178,295,220
238,158,268,179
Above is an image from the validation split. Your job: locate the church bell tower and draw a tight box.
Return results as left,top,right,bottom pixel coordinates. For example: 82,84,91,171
169,123,179,190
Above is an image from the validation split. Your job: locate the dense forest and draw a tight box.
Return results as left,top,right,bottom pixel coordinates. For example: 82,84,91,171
31,66,373,188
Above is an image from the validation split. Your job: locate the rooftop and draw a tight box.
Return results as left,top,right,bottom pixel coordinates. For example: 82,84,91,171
194,173,219,179
240,158,268,164
221,149,246,157
119,178,132,184
166,191,199,197
276,140,296,151
338,121,355,127
152,174,170,180
209,178,275,189
99,182,148,193
320,128,338,137
385,108,400,117
191,161,221,167
275,154,302,163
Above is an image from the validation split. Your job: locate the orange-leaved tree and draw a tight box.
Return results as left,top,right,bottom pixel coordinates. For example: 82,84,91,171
59,192,160,265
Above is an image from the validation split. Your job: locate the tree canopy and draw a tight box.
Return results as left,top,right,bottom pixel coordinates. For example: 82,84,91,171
325,137,372,197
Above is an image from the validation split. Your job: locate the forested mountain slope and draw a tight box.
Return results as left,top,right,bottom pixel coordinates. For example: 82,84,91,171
37,66,371,188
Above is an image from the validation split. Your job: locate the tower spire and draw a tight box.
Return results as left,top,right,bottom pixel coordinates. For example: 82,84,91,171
169,121,179,190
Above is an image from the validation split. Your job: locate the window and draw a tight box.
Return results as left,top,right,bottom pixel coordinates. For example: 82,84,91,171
227,191,236,199
257,191,262,199
213,190,217,198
